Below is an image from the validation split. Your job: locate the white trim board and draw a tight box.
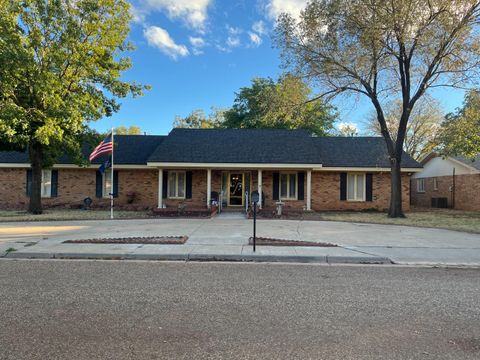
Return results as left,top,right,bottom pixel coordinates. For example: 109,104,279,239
147,162,421,172
146,162,322,169
0,163,422,172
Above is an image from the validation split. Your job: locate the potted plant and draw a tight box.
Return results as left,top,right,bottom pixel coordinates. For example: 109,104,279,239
126,191,137,204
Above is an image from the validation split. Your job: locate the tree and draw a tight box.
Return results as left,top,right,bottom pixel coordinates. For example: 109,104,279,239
275,0,480,217
366,98,443,161
223,74,337,136
338,122,359,137
173,108,226,129
0,0,146,213
115,126,142,135
439,90,480,159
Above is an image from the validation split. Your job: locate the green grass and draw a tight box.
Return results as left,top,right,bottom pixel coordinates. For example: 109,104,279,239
0,208,479,234
311,209,480,234
0,209,152,222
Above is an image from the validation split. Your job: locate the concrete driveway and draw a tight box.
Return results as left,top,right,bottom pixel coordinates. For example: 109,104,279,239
1,217,480,265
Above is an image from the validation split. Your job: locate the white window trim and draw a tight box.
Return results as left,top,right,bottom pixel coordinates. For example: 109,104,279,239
279,172,298,201
417,178,425,193
102,169,113,199
168,171,186,199
347,173,366,202
433,177,438,191
41,169,52,198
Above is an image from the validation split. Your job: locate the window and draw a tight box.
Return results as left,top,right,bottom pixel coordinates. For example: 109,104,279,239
103,168,113,198
168,171,186,199
41,169,52,198
433,177,438,191
347,173,365,201
417,178,425,193
280,173,297,200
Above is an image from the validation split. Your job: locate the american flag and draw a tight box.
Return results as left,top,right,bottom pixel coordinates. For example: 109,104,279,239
89,133,113,161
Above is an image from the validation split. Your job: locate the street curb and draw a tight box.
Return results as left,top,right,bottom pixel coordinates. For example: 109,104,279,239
6,251,392,264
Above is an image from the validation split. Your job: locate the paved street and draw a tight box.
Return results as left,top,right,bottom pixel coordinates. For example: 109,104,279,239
2,218,480,265
1,260,480,359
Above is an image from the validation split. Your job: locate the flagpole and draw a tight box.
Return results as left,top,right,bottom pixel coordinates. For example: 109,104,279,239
110,127,114,220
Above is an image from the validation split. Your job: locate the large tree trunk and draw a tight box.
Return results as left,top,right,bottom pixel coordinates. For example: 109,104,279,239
388,156,404,218
28,144,43,214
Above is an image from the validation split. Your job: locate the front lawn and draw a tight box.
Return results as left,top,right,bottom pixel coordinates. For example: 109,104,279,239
310,209,480,234
1,208,479,234
0,209,152,222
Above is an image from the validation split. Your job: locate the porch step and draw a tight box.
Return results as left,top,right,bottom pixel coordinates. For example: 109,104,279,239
220,208,246,213
217,211,247,219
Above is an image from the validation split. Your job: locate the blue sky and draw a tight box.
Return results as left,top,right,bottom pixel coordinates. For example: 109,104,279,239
96,0,466,135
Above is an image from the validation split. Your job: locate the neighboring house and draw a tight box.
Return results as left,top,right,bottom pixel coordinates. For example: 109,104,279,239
0,129,421,212
411,153,480,211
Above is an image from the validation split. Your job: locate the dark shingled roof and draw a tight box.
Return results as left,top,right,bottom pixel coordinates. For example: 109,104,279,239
313,137,422,168
0,130,421,168
147,128,322,164
0,135,166,165
453,154,480,170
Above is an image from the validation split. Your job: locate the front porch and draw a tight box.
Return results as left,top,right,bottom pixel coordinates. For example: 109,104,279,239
155,168,313,213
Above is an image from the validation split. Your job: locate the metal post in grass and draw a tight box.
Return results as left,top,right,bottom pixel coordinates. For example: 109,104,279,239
251,191,260,252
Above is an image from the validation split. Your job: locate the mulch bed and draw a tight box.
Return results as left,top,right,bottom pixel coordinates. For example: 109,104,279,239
248,237,337,247
151,208,216,218
63,236,188,245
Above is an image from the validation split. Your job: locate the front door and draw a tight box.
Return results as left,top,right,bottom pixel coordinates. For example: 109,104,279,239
228,173,244,206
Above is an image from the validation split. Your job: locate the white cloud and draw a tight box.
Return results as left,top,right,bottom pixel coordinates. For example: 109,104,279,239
226,36,240,48
189,36,205,48
144,26,189,59
144,0,212,30
252,20,266,35
227,25,243,35
265,0,308,21
189,36,206,55
248,32,262,47
130,4,147,23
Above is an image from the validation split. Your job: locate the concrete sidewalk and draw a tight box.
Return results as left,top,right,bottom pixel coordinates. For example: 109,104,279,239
1,217,480,265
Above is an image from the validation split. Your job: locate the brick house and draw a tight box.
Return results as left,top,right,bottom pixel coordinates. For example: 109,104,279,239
411,153,480,211
0,129,421,212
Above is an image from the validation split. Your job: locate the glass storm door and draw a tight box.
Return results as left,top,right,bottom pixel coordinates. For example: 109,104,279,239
229,173,244,206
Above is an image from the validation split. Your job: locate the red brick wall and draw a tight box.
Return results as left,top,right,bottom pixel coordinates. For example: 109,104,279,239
310,172,410,211
0,168,412,211
411,174,480,211
0,168,159,210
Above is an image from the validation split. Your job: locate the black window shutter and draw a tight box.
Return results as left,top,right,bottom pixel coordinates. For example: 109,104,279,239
95,171,103,198
162,171,168,199
26,169,32,197
51,170,58,197
297,172,305,200
340,173,347,201
366,173,373,202
272,172,279,201
185,171,192,199
113,170,119,198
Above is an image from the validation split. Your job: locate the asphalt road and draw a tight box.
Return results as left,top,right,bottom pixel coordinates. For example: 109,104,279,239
1,260,479,360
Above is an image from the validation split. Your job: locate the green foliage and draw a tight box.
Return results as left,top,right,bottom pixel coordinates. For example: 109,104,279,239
115,126,142,135
274,0,480,217
0,0,148,165
173,108,226,129
223,74,337,136
0,0,147,213
439,90,480,159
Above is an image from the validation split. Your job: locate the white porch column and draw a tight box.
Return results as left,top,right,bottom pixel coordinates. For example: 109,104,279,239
306,170,312,211
207,169,212,208
158,169,163,208
258,169,263,209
